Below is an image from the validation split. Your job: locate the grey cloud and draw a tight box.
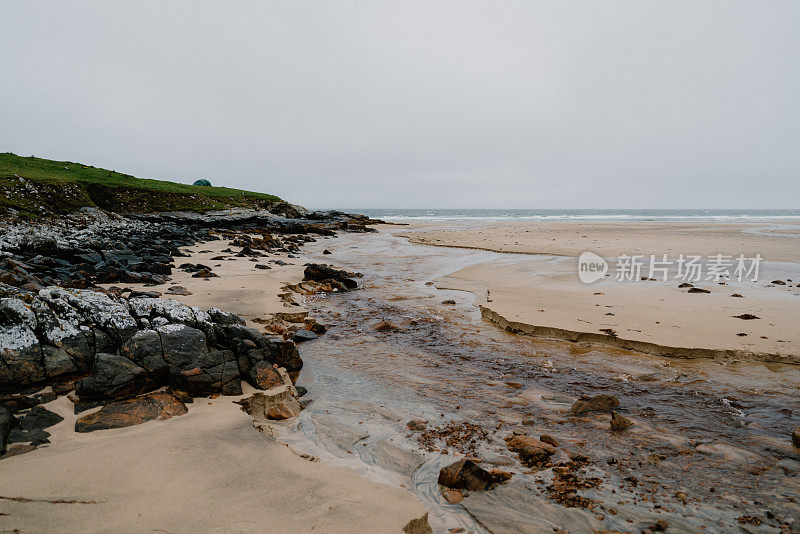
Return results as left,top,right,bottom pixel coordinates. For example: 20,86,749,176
1,1,798,208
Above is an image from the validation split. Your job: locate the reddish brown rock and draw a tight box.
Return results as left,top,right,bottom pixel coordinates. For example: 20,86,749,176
247,361,284,390
438,458,496,491
540,434,559,447
237,386,301,421
75,391,187,433
407,419,427,431
506,435,556,467
373,320,401,332
1,443,36,458
610,411,633,432
571,393,620,415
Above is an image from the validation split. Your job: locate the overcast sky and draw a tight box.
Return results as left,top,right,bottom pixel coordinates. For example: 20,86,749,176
1,2,798,209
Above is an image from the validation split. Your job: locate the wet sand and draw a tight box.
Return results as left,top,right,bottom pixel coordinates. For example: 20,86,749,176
400,220,800,362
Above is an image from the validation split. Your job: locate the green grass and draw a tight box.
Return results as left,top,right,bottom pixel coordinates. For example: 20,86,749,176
0,152,282,217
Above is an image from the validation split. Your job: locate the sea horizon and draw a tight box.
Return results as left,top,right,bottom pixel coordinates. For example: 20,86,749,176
342,207,800,221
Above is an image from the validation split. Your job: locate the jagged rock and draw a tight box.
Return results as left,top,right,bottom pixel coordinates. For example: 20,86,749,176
274,312,308,323
120,329,168,379
207,307,245,326
247,336,303,375
157,324,208,372
39,287,139,344
292,329,318,342
9,406,63,446
303,263,358,289
0,406,14,454
75,353,155,401
246,361,284,390
571,393,620,415
42,345,78,378
75,391,187,432
0,324,46,386
237,386,301,421
175,349,242,397
165,285,192,296
438,458,497,491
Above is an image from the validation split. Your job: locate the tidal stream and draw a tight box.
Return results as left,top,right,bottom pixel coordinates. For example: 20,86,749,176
275,230,800,533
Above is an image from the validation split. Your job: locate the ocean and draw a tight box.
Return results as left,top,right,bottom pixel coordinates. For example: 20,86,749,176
350,208,800,221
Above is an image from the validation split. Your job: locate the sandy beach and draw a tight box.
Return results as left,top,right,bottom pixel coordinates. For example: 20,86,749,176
0,236,427,534
400,220,800,362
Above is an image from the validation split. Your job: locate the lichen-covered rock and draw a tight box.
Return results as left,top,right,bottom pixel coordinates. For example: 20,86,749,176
75,391,187,432
128,297,212,330
0,324,46,386
39,287,138,343
207,307,245,326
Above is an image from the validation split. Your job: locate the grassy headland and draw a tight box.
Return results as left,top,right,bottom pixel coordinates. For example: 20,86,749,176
0,152,282,217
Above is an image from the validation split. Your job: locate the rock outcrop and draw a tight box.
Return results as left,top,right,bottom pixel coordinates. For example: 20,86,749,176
75,391,187,432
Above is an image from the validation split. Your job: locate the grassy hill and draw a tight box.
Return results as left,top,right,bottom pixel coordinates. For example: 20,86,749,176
0,152,283,217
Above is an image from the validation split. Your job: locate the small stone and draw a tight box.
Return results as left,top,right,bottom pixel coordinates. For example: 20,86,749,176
571,393,620,415
407,419,427,431
540,435,559,447
442,489,463,503
292,329,318,342
610,411,633,432
792,428,800,448
687,287,710,294
441,300,456,305
373,320,401,332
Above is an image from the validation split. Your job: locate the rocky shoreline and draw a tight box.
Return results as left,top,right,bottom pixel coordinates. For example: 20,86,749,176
0,205,370,457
